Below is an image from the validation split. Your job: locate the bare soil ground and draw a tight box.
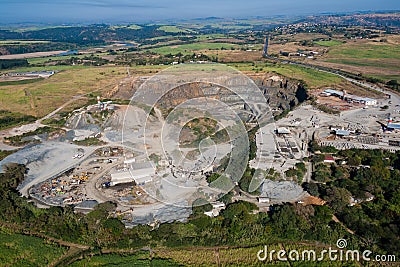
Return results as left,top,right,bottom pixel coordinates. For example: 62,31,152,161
0,76,39,82
311,89,381,111
0,50,67,59
206,50,263,62
311,60,400,78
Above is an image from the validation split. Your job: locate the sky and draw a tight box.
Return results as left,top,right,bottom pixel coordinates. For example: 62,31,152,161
0,0,399,24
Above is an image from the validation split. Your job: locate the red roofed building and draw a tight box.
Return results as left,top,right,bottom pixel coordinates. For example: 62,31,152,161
324,155,335,163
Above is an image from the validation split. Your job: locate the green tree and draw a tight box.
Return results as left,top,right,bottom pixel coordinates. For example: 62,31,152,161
324,187,351,213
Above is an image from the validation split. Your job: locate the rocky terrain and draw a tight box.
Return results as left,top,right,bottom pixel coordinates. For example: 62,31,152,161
109,72,308,120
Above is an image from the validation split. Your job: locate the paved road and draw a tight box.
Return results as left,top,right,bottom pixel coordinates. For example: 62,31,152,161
20,145,98,197
303,161,312,183
268,56,400,106
85,158,123,203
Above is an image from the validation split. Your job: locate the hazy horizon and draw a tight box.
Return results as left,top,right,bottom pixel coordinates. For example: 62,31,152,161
0,0,399,25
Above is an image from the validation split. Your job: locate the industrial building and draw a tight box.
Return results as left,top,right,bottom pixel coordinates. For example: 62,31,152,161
276,127,291,135
110,161,155,186
335,129,351,136
387,123,400,130
323,89,377,106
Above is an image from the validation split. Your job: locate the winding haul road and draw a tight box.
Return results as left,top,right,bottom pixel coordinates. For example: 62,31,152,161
267,55,400,105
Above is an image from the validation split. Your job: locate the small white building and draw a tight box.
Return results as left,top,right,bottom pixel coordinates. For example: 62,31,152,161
257,197,270,203
211,202,226,209
204,202,226,218
363,98,377,106
204,210,220,217
124,158,136,165
276,127,291,135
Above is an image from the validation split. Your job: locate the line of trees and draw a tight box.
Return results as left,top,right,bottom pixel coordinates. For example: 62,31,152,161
0,163,352,251
0,59,28,69
1,148,399,257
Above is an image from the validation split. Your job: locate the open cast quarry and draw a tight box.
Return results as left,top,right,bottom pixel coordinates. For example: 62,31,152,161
0,64,293,226
3,62,396,226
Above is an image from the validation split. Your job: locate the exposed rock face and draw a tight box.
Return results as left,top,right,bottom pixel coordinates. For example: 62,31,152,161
156,82,232,109
106,76,145,99
109,73,308,117
255,74,308,113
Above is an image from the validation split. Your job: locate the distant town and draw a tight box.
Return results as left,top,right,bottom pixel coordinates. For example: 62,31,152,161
0,10,399,266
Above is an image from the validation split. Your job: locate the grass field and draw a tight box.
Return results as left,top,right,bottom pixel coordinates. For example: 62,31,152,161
0,64,167,118
0,232,67,266
0,110,36,130
0,65,87,73
267,65,343,88
325,58,400,72
321,41,400,81
149,35,175,41
149,42,239,55
366,74,400,82
69,252,181,267
8,25,74,33
327,43,400,60
0,40,51,45
314,40,344,47
0,66,127,117
158,25,190,33
232,63,345,88
68,245,356,267
0,78,44,86
0,231,364,267
27,54,88,65
205,23,253,30
196,34,227,41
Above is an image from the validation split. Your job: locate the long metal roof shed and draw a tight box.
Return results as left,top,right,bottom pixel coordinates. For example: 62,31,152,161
335,129,350,136
387,123,400,130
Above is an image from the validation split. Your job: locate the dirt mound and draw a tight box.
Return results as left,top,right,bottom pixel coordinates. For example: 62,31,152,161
65,109,99,131
300,196,326,206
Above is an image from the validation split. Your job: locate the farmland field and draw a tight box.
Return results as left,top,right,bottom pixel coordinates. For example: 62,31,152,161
69,252,181,267
0,66,127,117
153,244,361,266
233,63,346,89
320,40,400,80
327,43,400,60
196,34,227,41
0,78,44,86
0,232,67,266
314,40,344,47
0,51,68,60
158,25,190,33
0,232,367,267
149,42,240,55
0,40,51,45
27,54,89,65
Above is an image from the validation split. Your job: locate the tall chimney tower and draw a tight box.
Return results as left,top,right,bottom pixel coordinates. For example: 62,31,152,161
263,35,269,57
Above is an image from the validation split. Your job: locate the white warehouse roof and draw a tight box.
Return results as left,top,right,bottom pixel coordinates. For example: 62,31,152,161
323,89,376,105
111,164,155,186
277,127,291,134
